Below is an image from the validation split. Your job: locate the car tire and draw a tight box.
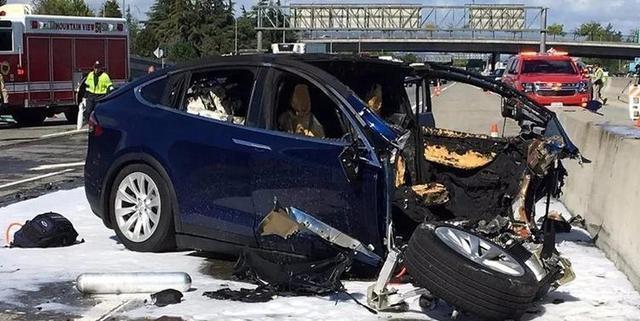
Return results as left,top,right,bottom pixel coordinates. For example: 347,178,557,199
109,164,176,252
11,111,46,127
405,223,538,321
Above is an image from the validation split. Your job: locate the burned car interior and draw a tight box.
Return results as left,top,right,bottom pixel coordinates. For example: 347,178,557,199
184,68,255,125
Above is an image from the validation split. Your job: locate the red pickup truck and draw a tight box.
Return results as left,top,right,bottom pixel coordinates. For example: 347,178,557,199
502,52,591,107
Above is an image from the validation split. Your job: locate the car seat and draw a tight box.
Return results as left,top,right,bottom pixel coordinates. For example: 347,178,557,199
277,84,325,138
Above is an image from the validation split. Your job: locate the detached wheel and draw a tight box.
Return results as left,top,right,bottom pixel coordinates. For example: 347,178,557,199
109,164,176,252
405,223,538,320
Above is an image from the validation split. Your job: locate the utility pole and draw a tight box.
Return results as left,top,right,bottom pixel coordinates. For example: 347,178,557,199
234,17,238,55
539,8,547,53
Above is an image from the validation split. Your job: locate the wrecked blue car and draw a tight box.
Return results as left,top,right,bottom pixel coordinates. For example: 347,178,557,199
85,54,579,320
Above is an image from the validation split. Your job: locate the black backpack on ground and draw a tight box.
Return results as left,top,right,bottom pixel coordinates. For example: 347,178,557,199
10,212,79,248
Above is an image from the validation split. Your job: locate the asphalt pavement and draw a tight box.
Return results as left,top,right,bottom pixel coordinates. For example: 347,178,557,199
0,115,86,207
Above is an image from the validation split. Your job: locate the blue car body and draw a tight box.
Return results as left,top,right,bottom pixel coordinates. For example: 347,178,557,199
85,55,402,258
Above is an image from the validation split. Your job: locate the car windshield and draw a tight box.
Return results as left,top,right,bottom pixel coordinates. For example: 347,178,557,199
522,59,576,74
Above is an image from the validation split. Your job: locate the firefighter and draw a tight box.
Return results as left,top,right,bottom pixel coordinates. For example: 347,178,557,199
84,61,114,120
593,63,607,105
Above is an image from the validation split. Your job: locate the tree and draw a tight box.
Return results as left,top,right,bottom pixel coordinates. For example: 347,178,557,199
398,53,419,63
141,0,242,61
627,28,640,43
547,23,565,40
575,22,622,42
31,0,93,16
99,0,122,18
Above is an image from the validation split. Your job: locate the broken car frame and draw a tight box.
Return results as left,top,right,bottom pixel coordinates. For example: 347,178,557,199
261,61,580,317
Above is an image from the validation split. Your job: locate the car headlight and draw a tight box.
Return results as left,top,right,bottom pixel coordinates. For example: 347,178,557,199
578,81,589,93
521,83,535,93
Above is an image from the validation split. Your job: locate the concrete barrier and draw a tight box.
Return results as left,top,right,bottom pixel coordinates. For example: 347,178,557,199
556,107,640,289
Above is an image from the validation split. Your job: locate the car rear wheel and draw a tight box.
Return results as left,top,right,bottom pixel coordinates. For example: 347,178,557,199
405,223,538,320
109,164,176,252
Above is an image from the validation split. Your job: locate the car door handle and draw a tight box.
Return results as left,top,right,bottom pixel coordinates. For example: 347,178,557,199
232,138,272,151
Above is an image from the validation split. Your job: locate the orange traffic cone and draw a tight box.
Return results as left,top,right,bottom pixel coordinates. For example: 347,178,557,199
435,81,442,96
490,123,499,137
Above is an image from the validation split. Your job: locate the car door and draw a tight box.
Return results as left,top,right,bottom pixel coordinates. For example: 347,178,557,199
144,66,266,246
503,58,520,89
246,67,386,258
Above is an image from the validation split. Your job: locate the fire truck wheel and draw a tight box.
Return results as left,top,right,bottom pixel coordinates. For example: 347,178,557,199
64,107,79,124
11,111,46,127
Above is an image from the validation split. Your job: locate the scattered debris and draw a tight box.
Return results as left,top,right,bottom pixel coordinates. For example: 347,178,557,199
203,287,275,303
151,289,183,307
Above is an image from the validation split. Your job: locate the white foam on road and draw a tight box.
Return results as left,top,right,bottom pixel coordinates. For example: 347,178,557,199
0,188,639,320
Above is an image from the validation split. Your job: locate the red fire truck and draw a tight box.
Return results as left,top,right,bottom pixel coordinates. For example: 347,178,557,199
0,4,129,126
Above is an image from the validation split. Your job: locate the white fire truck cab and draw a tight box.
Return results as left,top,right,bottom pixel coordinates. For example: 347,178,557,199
0,4,128,126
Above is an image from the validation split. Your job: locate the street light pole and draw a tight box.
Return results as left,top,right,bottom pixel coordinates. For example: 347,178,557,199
539,8,548,53
234,17,238,55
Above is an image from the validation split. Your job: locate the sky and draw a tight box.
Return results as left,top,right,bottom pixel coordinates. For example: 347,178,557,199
8,0,640,34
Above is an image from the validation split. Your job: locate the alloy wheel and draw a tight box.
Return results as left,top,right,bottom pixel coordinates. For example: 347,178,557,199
114,172,161,242
435,226,525,277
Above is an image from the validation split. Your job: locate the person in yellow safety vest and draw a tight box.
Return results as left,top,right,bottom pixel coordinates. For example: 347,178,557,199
593,63,608,105
84,60,114,121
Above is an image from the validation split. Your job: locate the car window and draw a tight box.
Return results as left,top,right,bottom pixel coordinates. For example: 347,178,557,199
139,77,168,105
182,68,256,126
270,72,348,140
138,74,186,108
522,60,576,74
507,59,518,74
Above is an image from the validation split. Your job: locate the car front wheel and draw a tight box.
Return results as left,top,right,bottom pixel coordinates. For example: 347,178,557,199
109,164,176,252
405,223,538,320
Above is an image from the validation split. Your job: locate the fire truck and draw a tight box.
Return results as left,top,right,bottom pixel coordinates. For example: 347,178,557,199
0,4,128,126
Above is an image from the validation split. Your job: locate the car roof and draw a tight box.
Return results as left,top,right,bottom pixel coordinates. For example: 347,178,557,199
165,53,412,96
176,53,409,69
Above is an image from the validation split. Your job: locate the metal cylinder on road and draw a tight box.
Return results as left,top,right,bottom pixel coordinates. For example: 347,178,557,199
76,272,192,294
